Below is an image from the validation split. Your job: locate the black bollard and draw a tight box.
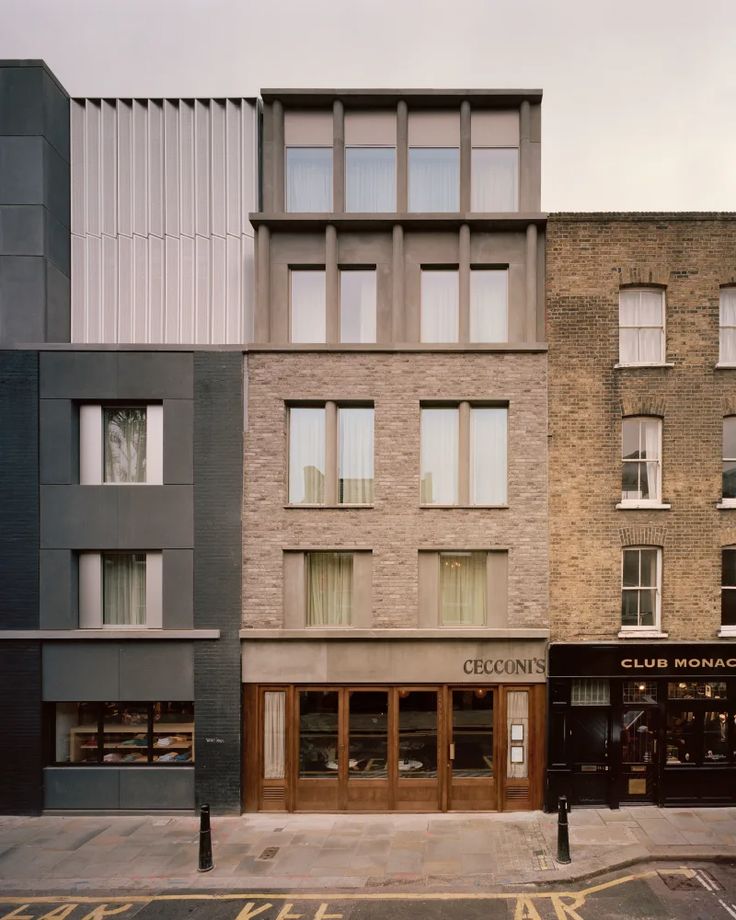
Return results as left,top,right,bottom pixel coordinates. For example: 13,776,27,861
556,794,571,864
197,803,214,872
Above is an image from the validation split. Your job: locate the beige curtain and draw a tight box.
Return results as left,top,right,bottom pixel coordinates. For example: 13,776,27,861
439,552,486,626
338,408,374,503
308,553,353,626
289,408,325,503
421,408,459,504
103,553,146,625
263,692,286,780
507,690,529,779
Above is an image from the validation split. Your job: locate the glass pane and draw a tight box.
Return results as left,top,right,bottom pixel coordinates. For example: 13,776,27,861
640,550,658,587
469,270,508,342
291,271,326,343
57,702,99,764
721,288,736,326
621,709,656,763
153,702,194,764
640,418,660,460
286,147,332,212
420,408,459,503
721,328,736,364
398,690,437,778
722,589,736,626
299,690,339,778
338,408,374,504
622,549,639,587
668,681,728,700
638,328,663,363
102,703,149,764
722,549,736,587
638,289,664,325
724,418,736,459
409,147,459,211
639,462,652,500
104,408,147,483
263,692,286,779
704,711,729,763
621,590,639,626
340,270,377,343
619,328,638,364
666,710,697,764
288,407,325,503
348,691,388,778
507,690,529,779
421,270,459,342
621,463,640,500
723,461,736,499
307,552,353,626
622,418,640,460
452,689,493,776
440,552,486,626
471,148,518,212
623,681,658,704
470,407,507,504
638,589,656,626
103,553,146,625
619,290,638,326
571,679,610,706
345,147,395,212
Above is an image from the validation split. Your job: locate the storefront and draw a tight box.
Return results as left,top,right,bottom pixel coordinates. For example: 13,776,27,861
546,643,736,809
242,637,547,812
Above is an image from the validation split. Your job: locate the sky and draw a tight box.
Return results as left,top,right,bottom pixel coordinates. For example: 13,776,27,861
2,0,735,212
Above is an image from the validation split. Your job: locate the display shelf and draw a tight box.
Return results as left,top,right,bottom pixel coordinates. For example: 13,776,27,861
69,722,194,764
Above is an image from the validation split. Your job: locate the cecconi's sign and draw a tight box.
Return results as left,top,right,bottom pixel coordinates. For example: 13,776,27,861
622,656,736,670
463,657,546,676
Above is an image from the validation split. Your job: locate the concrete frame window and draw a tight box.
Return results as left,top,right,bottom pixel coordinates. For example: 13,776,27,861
618,288,666,366
408,111,460,212
78,551,163,628
439,551,487,626
345,148,396,212
79,404,163,485
470,109,519,213
290,269,326,343
719,287,736,365
285,148,333,212
620,417,662,506
621,547,661,631
340,269,377,343
721,548,736,632
723,417,736,504
417,550,508,628
288,403,374,506
283,550,373,628
421,269,459,342
307,551,353,626
420,403,507,506
470,269,508,342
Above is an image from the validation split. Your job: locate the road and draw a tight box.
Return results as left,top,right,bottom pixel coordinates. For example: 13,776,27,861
2,863,736,919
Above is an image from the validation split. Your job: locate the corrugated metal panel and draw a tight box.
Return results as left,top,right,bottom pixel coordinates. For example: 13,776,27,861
70,97,257,344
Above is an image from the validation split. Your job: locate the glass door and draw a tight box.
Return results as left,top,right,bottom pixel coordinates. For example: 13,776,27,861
448,687,497,810
346,689,390,810
295,688,340,810
395,688,440,811
621,707,658,801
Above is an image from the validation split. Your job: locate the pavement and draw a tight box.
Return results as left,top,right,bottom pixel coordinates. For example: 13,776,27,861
0,806,735,894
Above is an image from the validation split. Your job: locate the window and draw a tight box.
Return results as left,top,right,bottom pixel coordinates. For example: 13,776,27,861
722,549,736,627
619,288,665,365
346,148,395,212
621,547,661,630
79,404,163,485
290,270,326,343
622,681,658,704
307,552,353,626
723,418,736,502
340,269,377,343
408,110,460,212
418,550,506,628
439,551,486,625
286,148,332,212
50,701,194,765
79,551,162,628
471,109,519,213
420,404,507,506
621,417,662,504
470,269,508,342
571,679,610,706
288,404,374,505
669,681,727,700
421,269,459,342
719,287,736,364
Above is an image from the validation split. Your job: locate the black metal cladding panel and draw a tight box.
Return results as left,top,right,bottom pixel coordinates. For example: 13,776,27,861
0,351,39,629
0,642,42,814
549,642,736,678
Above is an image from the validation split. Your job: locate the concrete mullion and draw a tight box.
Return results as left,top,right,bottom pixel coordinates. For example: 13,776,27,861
333,100,344,214
460,100,471,212
525,223,538,343
255,225,270,342
325,225,339,343
459,401,470,505
392,224,404,342
459,224,470,343
396,101,408,212
519,101,530,211
326,400,338,505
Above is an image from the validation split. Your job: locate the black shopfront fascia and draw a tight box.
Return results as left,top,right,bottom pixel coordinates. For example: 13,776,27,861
545,643,736,810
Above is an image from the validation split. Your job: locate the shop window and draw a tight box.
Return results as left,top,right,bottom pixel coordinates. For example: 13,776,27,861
348,690,388,778
307,552,353,626
79,404,163,485
722,418,736,503
666,710,697,764
263,691,286,780
50,702,194,765
339,269,377,343
78,551,162,629
668,681,727,700
722,548,736,627
623,681,658,704
299,690,339,777
703,711,730,763
470,269,508,343
420,269,459,342
621,547,661,631
451,689,493,775
571,679,610,706
290,269,326,343
621,417,662,505
622,708,657,764
398,690,438,778
507,690,529,779
618,288,666,365
439,551,487,626
719,286,736,364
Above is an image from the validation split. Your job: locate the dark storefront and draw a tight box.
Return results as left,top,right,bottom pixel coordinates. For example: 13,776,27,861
546,643,736,809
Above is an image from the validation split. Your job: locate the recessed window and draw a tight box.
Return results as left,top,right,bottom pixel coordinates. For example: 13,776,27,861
345,148,396,212
471,148,518,212
286,147,333,213
439,551,486,626
307,551,353,626
719,287,736,364
470,269,508,342
79,551,162,629
104,408,147,482
723,417,736,501
409,148,460,212
290,270,326,343
340,269,377,343
722,549,736,627
420,269,459,343
571,679,610,706
621,417,662,503
621,547,661,630
288,407,326,504
619,288,665,365
80,405,162,485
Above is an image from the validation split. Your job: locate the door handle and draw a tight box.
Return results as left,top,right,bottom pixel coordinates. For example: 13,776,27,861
449,743,455,761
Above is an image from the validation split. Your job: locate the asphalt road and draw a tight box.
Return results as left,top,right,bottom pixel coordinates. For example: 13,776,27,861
2,863,736,920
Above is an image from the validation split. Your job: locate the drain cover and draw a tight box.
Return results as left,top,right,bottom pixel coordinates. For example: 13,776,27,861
258,846,280,860
657,870,722,891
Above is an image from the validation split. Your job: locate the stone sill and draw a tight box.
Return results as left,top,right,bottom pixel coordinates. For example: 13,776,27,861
420,504,509,510
285,504,374,510
0,629,220,640
718,627,736,638
240,628,550,640
617,629,669,639
616,501,671,511
716,501,736,510
715,364,736,370
614,363,675,369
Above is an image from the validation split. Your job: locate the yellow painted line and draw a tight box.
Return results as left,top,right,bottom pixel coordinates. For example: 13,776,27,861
0,866,693,906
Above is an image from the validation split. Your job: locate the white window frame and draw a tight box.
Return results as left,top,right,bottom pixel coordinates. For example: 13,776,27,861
718,286,736,366
79,404,163,485
620,546,662,635
720,546,736,638
720,416,736,509
617,416,667,509
79,551,162,629
618,287,666,367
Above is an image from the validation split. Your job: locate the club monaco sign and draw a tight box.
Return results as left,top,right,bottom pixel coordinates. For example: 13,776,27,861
549,642,736,678
622,656,736,670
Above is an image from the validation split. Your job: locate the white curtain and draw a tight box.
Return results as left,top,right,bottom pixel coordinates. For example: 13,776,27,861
338,408,374,504
720,289,736,363
507,690,529,779
470,270,508,342
619,289,664,363
471,148,518,212
421,408,458,503
345,147,395,212
289,408,325,503
286,147,332,212
307,553,353,626
340,270,377,343
291,271,326,343
103,553,146,625
470,407,507,505
104,408,147,482
409,148,459,212
439,552,486,626
263,691,286,780
643,418,661,501
421,270,459,343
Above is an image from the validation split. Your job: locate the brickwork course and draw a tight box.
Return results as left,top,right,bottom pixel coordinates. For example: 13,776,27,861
242,351,548,630
547,213,736,642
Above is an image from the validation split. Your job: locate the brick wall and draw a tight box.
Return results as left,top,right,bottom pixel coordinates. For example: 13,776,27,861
243,351,548,630
547,214,736,641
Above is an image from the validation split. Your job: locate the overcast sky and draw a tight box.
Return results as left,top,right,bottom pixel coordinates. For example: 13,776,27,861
2,0,735,211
